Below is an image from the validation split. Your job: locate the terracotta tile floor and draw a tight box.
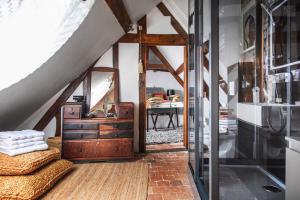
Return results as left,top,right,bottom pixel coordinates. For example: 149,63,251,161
138,150,200,200
146,142,186,152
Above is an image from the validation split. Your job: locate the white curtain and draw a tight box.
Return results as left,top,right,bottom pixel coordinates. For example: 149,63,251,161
0,0,95,91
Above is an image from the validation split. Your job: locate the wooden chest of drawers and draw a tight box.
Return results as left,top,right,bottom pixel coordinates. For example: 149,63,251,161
62,103,134,161
62,138,133,160
63,103,83,119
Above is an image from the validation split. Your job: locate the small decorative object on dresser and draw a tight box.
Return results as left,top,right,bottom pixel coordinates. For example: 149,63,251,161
62,102,134,161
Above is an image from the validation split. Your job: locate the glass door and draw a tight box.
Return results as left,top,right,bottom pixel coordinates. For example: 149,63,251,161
188,0,196,176
216,0,300,199
188,0,210,199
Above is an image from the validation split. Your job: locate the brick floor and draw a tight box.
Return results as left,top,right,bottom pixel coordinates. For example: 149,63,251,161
138,151,200,200
146,143,186,152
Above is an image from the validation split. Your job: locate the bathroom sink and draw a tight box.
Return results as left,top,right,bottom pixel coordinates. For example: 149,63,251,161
286,136,300,153
237,103,300,127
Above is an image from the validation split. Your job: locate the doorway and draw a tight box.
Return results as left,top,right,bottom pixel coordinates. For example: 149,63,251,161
145,46,187,152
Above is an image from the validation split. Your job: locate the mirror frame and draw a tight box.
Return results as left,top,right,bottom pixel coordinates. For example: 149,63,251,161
85,67,119,112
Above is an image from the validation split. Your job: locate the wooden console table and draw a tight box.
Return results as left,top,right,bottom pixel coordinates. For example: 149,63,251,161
146,102,183,131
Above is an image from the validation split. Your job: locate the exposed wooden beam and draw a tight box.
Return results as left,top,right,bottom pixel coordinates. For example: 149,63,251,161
105,0,132,33
146,64,168,72
92,67,117,72
55,112,61,137
34,64,94,131
113,43,119,69
203,56,209,71
83,71,91,113
144,34,186,45
203,40,209,55
176,63,184,75
139,16,147,35
150,46,184,87
118,33,186,45
118,33,138,43
113,43,120,103
157,2,188,41
138,16,147,153
204,81,209,99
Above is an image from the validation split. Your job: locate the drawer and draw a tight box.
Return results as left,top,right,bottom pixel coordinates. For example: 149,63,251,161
97,139,133,158
117,103,134,119
62,140,97,159
63,130,98,140
64,122,99,130
64,106,82,119
99,130,133,139
99,122,133,131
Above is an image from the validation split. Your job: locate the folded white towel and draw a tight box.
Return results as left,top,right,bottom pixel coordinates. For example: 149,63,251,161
0,136,44,146
0,141,45,150
0,130,44,141
0,143,48,156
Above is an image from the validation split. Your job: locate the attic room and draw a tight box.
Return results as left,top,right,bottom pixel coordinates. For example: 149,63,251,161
2,0,300,200
0,0,196,199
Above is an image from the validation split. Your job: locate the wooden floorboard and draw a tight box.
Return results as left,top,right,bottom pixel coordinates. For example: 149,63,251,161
42,162,148,200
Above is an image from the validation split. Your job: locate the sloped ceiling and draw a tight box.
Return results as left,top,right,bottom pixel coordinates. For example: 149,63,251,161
0,0,160,130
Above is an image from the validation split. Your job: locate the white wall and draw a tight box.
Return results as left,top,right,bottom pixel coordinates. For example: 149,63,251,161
95,47,113,68
147,7,177,34
164,0,188,33
17,86,67,139
157,46,184,70
146,71,183,93
119,43,140,152
67,82,83,102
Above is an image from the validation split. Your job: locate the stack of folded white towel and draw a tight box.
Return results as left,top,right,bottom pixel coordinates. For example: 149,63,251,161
0,130,48,156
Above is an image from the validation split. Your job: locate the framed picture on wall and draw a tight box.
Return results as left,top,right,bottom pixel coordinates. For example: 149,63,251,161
242,0,256,53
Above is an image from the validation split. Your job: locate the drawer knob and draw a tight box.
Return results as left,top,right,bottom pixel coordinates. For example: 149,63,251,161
113,124,119,128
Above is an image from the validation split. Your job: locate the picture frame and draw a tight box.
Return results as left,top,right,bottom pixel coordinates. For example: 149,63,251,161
242,0,256,53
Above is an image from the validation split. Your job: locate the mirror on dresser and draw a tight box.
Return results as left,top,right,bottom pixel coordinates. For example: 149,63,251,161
66,67,120,118
88,67,119,117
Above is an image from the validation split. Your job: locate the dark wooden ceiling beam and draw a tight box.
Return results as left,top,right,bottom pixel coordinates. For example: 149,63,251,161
118,33,186,45
118,33,138,43
147,64,169,72
144,34,186,46
138,15,147,153
113,43,120,104
175,63,184,75
203,40,209,55
150,46,184,87
83,71,91,113
105,0,132,33
157,2,188,41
